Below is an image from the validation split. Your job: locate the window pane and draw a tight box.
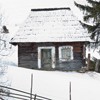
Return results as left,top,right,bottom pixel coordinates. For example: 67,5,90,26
61,47,71,60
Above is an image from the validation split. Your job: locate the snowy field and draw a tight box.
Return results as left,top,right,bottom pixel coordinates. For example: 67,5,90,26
3,66,100,100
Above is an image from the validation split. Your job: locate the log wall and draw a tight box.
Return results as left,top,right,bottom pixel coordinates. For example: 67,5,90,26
18,42,86,71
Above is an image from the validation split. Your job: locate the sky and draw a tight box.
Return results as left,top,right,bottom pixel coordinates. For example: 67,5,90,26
0,0,86,32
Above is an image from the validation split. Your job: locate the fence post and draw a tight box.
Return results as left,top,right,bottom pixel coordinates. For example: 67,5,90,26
30,74,33,100
69,82,71,100
34,94,36,100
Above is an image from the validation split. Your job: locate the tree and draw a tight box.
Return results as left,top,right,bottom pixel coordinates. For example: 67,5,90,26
0,25,9,56
74,0,100,72
74,0,100,43
0,9,10,100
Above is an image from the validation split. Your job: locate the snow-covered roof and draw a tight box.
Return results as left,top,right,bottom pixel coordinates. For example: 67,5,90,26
11,7,91,43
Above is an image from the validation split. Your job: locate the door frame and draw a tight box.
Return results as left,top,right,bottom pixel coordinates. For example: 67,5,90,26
38,46,55,69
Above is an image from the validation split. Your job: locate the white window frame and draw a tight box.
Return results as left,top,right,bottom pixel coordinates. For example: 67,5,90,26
59,46,73,61
38,46,55,69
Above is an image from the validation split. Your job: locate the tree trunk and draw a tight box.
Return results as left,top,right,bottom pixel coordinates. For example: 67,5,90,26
87,53,90,70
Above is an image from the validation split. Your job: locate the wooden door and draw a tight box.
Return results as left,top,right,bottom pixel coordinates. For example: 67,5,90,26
41,49,52,69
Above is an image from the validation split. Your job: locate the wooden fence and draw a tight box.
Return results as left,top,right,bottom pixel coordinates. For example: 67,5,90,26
0,74,52,100
0,85,52,100
0,73,72,100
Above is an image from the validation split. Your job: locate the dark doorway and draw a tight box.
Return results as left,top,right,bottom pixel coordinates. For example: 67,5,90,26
41,49,52,69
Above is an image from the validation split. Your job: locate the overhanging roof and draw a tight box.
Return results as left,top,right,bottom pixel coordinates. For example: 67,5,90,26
11,7,91,43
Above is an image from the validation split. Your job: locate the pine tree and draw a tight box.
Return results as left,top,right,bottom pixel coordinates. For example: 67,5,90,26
74,0,100,43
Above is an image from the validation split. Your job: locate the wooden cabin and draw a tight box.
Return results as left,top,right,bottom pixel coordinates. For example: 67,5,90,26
10,7,90,71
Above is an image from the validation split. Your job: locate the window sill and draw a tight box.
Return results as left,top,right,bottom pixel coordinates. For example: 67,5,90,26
59,59,73,62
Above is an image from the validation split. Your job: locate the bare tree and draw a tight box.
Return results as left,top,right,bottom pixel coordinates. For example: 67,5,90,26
0,8,11,100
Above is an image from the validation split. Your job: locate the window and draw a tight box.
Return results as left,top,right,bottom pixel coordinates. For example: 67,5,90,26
59,46,73,61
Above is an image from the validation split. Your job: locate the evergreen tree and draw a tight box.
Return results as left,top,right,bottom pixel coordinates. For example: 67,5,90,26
74,0,100,43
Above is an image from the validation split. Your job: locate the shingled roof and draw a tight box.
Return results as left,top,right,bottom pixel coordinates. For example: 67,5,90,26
11,7,91,43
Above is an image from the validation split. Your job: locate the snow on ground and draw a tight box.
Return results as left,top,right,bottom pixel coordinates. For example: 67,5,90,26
4,66,100,100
